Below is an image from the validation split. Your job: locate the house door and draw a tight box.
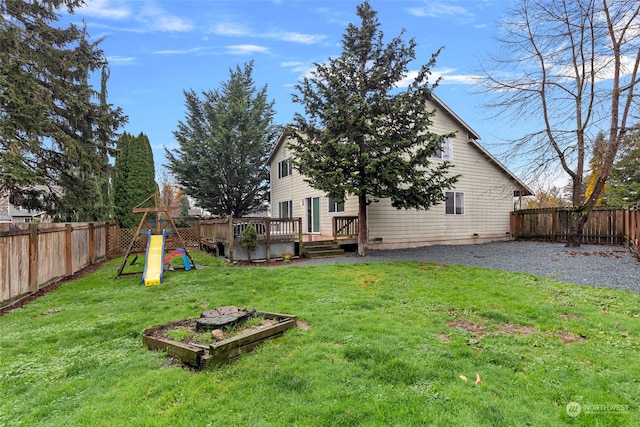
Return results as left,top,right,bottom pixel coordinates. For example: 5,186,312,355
306,197,320,233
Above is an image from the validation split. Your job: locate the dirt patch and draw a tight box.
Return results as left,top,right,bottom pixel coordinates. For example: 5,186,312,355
447,319,487,335
438,333,451,342
448,319,537,337
502,323,537,336
556,331,587,343
296,320,310,330
447,318,584,343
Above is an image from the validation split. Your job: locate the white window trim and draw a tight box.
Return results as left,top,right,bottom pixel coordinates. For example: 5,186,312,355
278,159,292,179
445,191,464,215
278,200,293,218
433,137,453,160
328,197,345,213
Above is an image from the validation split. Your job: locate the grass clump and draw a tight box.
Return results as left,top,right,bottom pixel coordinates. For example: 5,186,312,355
0,251,639,426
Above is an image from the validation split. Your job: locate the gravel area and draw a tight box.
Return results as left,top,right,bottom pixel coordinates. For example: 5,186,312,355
292,241,640,293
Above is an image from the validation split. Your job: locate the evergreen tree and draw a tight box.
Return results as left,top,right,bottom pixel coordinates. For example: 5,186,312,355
180,197,190,218
0,1,126,219
113,132,157,228
166,61,278,217
606,127,640,206
289,1,458,256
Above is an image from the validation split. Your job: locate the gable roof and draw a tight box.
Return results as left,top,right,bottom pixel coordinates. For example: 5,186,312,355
268,94,533,196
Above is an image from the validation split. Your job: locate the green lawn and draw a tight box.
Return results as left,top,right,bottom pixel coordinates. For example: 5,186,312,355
1,251,639,426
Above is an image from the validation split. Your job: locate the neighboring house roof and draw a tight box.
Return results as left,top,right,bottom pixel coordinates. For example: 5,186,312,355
9,204,45,218
0,184,53,221
267,94,533,196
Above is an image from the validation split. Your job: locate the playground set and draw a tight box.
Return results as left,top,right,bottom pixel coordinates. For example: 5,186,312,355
116,193,195,286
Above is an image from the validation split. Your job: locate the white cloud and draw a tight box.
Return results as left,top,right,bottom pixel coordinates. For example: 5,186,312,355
211,21,326,45
282,61,316,78
106,55,136,65
281,61,305,68
212,22,250,36
153,47,207,55
268,31,327,44
225,44,270,55
406,1,474,20
139,3,193,32
395,68,480,88
77,0,131,20
78,0,192,32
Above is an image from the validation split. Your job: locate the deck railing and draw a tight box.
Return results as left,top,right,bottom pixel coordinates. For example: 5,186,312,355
200,216,302,262
333,216,358,239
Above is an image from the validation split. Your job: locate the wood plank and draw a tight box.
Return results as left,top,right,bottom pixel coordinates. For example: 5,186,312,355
210,318,296,352
143,335,205,367
133,206,180,213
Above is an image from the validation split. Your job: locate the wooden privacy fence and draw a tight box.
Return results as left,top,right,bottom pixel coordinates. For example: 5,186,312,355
0,221,119,307
510,207,639,251
626,207,640,258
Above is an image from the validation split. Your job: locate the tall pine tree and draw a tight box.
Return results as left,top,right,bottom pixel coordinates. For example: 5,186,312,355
0,0,125,220
290,1,458,255
113,132,157,228
166,61,277,217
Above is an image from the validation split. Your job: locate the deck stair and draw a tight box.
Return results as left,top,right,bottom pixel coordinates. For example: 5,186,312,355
301,240,344,259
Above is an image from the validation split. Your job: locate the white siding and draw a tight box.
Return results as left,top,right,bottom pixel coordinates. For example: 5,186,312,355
367,103,516,248
269,98,525,246
269,138,358,236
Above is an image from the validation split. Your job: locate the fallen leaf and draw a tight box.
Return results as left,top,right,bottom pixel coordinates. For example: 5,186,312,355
474,373,483,385
459,375,468,382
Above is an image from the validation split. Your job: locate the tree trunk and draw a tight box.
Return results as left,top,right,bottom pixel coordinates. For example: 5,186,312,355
566,211,588,248
357,193,368,256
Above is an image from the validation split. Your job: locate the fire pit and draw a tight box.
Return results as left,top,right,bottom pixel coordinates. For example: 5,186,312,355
143,306,297,369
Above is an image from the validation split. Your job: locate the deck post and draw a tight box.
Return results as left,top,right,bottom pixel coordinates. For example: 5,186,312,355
298,217,302,256
265,218,271,261
227,216,234,262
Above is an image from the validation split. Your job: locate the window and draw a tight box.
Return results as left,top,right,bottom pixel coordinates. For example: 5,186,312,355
278,200,293,218
328,197,345,213
433,137,453,160
278,159,292,178
445,191,464,215
24,217,32,223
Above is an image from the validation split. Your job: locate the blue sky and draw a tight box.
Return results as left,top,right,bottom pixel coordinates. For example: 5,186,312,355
66,0,519,182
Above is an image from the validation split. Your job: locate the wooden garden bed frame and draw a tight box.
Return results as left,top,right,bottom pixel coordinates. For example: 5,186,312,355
143,310,297,369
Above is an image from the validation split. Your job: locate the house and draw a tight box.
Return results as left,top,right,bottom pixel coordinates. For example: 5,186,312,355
267,94,532,250
0,187,49,223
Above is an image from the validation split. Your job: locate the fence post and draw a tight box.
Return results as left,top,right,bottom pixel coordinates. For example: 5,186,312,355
65,224,73,277
28,223,39,293
89,223,96,264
